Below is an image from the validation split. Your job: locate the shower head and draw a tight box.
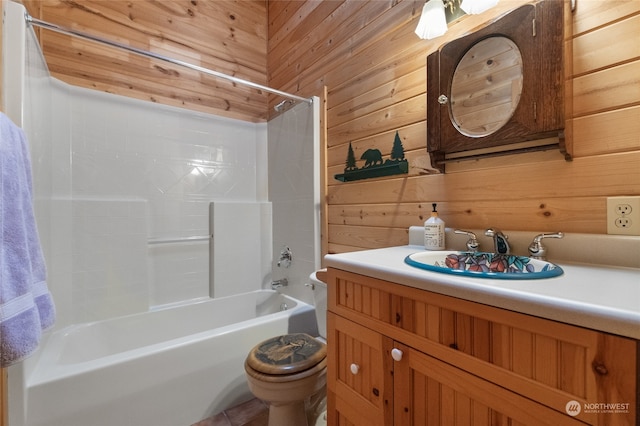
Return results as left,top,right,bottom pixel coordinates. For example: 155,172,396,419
274,99,294,112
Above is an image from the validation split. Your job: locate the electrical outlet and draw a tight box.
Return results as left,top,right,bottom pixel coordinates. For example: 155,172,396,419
607,196,640,235
615,217,632,228
616,204,633,215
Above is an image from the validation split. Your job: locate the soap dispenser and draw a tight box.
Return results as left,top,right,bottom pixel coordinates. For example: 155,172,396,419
424,203,445,250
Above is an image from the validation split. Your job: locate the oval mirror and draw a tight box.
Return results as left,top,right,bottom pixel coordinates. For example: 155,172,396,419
449,36,523,138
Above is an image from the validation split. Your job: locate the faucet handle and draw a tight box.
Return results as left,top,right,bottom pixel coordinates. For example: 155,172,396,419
454,229,479,252
528,232,564,260
483,228,502,237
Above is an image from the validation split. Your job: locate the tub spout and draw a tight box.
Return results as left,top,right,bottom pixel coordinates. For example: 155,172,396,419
271,278,288,289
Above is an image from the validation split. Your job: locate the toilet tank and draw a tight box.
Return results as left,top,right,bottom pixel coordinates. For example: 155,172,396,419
309,270,327,339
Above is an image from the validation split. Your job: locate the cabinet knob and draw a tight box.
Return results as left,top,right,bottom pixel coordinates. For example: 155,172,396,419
391,348,403,362
350,363,360,375
593,363,608,376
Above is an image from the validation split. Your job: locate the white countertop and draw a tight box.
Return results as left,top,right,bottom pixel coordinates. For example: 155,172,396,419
325,245,640,340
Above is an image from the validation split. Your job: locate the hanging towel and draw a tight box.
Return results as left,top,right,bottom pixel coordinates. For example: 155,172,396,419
0,112,55,368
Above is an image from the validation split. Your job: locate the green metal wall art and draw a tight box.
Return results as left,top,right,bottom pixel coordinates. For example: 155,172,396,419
334,131,409,182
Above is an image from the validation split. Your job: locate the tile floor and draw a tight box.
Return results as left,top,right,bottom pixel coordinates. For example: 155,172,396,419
191,397,328,426
191,398,268,426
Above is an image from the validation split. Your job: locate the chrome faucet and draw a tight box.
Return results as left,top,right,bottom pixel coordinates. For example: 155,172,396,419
454,229,480,252
271,278,288,289
528,232,564,260
484,228,510,254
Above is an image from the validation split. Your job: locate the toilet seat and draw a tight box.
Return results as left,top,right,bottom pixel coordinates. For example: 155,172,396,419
245,333,327,383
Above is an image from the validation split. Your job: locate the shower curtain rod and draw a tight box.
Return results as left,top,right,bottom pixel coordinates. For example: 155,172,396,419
24,12,312,105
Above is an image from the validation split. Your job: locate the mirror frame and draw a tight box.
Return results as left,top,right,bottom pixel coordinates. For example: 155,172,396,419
427,1,567,172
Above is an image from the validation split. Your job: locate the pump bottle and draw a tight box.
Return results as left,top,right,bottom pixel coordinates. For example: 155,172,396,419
424,203,445,250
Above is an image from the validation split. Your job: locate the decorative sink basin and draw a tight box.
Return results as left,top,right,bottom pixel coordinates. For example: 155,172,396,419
404,251,564,280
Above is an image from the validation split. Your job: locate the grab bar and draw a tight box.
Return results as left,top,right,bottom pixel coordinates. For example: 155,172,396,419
147,235,212,245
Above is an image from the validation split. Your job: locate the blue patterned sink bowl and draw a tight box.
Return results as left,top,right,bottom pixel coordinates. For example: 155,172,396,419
404,251,564,280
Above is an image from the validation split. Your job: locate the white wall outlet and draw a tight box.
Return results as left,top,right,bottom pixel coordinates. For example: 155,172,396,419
607,196,640,235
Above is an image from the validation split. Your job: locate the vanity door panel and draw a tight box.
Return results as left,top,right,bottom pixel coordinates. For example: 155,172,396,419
393,342,587,426
327,312,393,426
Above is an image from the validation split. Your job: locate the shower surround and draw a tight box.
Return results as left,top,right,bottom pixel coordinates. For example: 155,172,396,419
31,80,270,324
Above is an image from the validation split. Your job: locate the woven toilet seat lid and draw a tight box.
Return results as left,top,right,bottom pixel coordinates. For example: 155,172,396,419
246,333,327,375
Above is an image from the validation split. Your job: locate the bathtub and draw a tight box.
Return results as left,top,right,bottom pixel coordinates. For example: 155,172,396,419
23,290,318,426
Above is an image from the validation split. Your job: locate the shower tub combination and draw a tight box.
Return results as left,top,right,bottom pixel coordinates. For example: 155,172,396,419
23,290,317,426
4,3,321,425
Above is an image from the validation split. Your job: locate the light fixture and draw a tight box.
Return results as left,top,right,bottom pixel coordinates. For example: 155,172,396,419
460,0,499,15
414,0,448,40
415,0,498,40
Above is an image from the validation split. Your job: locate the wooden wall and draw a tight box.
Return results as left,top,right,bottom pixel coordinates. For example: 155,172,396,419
9,0,640,255
268,0,640,254
20,0,269,122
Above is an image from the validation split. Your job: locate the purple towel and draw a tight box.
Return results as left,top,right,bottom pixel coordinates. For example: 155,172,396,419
0,112,55,368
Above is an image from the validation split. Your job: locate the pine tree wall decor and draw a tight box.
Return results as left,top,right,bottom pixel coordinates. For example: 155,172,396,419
334,131,409,182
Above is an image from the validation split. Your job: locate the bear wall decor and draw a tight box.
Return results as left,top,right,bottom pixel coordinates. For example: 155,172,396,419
334,131,409,182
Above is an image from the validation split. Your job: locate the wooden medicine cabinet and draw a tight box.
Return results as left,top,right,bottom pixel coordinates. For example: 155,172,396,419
427,0,568,172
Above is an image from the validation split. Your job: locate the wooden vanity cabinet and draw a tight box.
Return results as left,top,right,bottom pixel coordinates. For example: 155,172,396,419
326,268,638,426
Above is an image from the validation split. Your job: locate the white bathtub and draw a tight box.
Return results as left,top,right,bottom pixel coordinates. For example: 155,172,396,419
23,290,317,426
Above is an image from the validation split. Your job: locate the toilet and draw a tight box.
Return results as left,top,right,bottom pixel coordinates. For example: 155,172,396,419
244,270,328,426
